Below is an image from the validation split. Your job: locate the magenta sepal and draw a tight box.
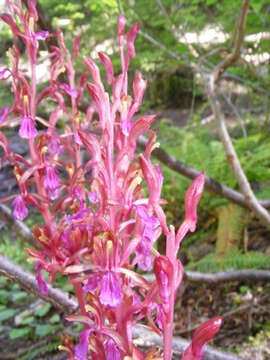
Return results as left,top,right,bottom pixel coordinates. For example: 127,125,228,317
75,329,91,360
59,83,78,98
99,271,122,307
0,68,10,80
13,195,28,220
117,14,126,37
27,0,39,21
0,13,22,37
83,56,102,85
19,116,38,139
73,34,81,60
44,165,60,192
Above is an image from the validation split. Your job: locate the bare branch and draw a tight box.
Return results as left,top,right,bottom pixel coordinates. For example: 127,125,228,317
185,269,270,283
222,92,247,138
207,89,270,230
212,0,250,84
0,253,243,360
156,0,168,19
206,0,270,230
145,269,270,284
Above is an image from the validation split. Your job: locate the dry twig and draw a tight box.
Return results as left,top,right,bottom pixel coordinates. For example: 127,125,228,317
207,0,270,230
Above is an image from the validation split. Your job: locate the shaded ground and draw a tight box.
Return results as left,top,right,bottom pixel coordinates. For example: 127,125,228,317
175,281,270,358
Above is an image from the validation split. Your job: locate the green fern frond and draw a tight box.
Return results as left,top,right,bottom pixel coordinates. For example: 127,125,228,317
187,249,270,273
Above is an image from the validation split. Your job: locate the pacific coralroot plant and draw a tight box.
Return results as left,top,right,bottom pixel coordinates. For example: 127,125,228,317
0,1,222,359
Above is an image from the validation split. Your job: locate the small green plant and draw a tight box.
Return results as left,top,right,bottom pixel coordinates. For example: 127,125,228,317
0,230,29,267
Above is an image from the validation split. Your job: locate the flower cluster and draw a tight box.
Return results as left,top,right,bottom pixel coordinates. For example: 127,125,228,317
0,1,222,359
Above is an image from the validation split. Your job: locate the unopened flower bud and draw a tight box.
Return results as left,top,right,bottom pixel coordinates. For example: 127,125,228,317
181,317,223,360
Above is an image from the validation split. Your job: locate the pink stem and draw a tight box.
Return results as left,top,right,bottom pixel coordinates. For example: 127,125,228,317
164,229,176,360
28,44,54,228
72,280,87,316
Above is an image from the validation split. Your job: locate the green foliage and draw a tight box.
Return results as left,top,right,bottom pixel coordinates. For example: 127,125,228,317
187,249,270,272
34,303,52,318
9,327,31,340
0,308,16,322
12,291,28,303
0,230,29,268
0,288,9,305
35,324,55,337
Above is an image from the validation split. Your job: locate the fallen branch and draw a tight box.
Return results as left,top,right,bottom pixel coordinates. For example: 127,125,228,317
207,0,270,230
0,253,243,360
184,269,270,283
144,269,270,284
